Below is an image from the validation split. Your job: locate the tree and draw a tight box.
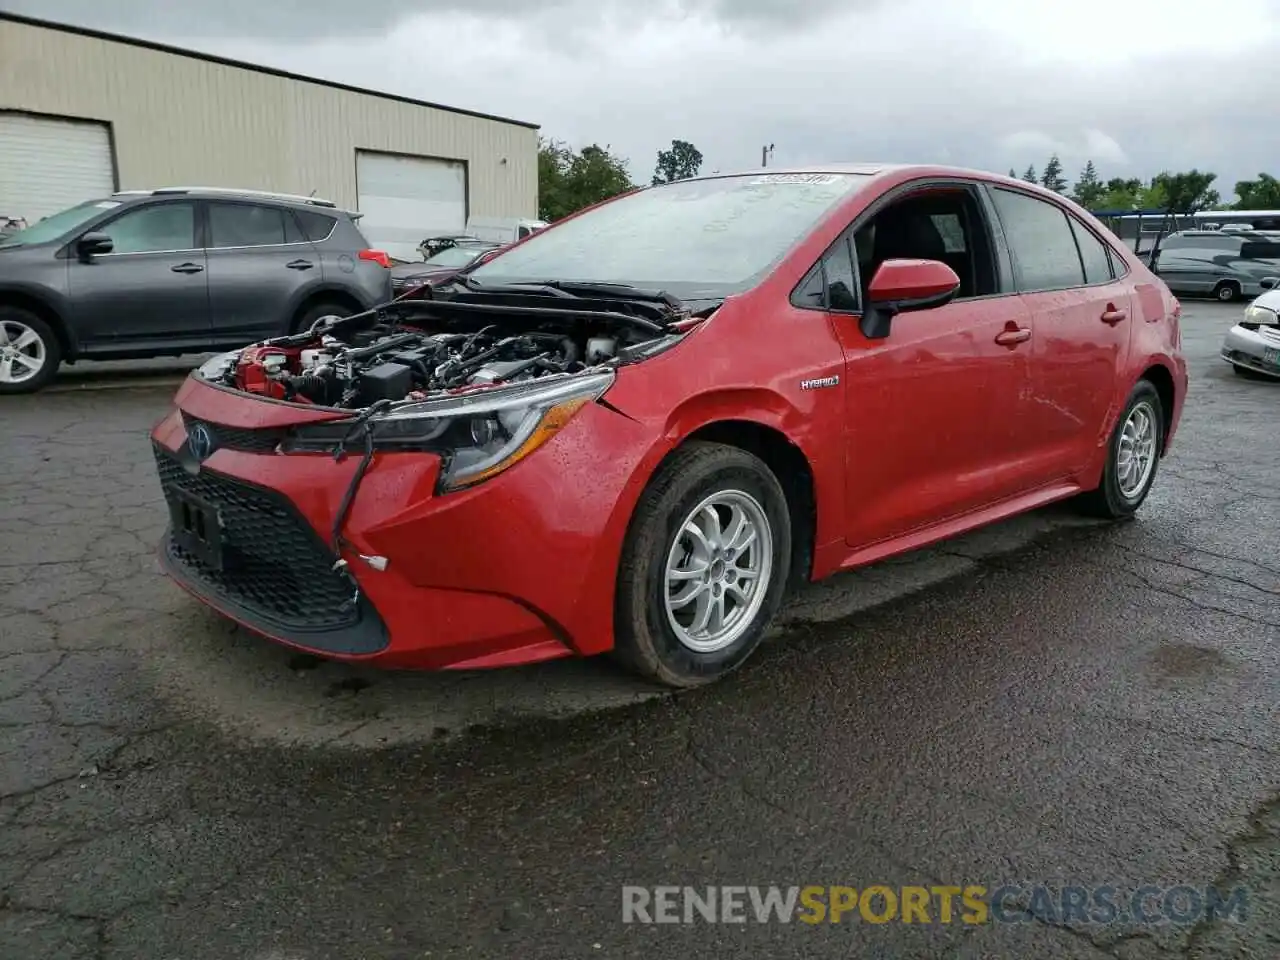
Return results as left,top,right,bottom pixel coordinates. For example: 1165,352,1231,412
1008,168,1018,179
1233,173,1280,210
1095,177,1146,211
538,137,635,221
652,139,704,185
1023,165,1038,184
1071,161,1104,209
1040,154,1068,194
1150,169,1219,213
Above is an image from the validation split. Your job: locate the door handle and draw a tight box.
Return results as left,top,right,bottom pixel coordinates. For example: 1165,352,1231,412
1101,304,1128,325
285,259,314,271
994,327,1032,347
170,262,204,274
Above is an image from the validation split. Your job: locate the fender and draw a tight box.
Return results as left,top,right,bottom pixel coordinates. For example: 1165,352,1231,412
0,281,80,357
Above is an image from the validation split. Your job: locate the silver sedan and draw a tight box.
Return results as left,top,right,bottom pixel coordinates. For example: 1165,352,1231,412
1222,280,1280,380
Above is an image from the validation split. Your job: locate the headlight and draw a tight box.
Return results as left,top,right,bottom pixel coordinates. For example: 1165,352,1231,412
282,371,615,493
196,350,241,381
1244,304,1277,325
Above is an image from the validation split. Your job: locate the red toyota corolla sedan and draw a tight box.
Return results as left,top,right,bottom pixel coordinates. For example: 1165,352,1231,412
150,164,1187,687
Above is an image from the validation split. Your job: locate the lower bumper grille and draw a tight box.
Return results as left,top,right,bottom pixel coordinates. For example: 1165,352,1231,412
153,444,388,653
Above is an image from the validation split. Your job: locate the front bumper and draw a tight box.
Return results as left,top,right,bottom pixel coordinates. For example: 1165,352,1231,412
150,376,656,669
1221,324,1280,377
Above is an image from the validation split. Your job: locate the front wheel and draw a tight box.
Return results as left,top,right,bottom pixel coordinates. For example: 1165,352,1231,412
0,308,61,394
613,442,792,688
1214,281,1240,302
1076,380,1164,519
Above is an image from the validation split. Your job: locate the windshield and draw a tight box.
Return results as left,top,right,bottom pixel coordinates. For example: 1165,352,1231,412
0,199,120,248
425,245,491,267
467,172,872,297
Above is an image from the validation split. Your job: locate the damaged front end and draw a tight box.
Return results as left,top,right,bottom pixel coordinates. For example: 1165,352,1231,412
190,279,711,500
197,279,702,409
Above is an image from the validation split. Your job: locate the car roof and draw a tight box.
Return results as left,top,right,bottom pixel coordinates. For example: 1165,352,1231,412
110,187,339,209
675,162,1072,198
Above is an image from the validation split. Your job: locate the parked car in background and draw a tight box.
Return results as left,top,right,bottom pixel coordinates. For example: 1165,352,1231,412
1150,229,1280,301
149,164,1186,688
1221,277,1280,379
391,239,503,296
464,215,548,245
0,187,392,394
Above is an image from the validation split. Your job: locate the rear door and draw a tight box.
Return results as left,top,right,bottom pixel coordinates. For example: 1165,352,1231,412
986,186,1133,480
203,200,319,341
65,199,211,350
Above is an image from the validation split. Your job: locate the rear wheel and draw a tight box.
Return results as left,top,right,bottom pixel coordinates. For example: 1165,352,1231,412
0,308,61,395
1214,281,1240,302
1076,380,1164,519
613,442,792,688
291,301,354,336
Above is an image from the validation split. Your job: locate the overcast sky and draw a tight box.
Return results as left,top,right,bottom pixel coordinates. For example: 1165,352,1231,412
8,0,1280,200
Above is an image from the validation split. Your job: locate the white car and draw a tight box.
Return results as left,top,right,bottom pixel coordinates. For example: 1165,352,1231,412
1222,278,1280,379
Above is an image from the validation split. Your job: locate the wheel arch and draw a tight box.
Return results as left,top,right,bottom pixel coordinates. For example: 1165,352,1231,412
287,286,366,333
1137,362,1177,454
0,287,76,359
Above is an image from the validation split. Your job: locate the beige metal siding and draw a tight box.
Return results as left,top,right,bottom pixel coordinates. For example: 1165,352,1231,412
0,18,538,219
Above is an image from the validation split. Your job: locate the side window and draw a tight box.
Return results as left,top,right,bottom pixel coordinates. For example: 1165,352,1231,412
293,210,338,242
824,237,859,311
284,212,306,244
208,203,288,248
1069,217,1114,284
991,188,1084,291
98,203,196,254
930,213,966,253
517,225,532,239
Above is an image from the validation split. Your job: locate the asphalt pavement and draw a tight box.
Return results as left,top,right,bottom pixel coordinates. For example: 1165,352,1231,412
0,303,1276,959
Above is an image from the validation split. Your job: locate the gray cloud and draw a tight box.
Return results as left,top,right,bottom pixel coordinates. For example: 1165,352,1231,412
7,0,1280,200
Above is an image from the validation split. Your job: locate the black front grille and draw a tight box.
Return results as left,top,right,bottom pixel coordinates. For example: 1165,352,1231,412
154,445,365,635
182,414,288,453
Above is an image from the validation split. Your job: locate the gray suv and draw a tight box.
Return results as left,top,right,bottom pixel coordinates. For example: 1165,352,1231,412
0,187,393,393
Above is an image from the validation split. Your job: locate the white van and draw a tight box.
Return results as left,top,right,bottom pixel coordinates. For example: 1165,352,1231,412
464,216,548,245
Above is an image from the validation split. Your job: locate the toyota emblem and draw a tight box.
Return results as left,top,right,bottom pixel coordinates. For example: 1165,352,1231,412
188,422,217,462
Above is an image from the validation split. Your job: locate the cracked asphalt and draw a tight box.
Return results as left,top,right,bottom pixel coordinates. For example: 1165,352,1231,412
2,302,1277,959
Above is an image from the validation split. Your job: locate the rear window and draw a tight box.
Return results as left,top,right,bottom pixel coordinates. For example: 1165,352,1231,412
294,210,338,242
468,172,873,298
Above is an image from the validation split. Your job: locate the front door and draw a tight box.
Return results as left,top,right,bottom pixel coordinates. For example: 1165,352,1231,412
824,183,1041,548
66,200,211,351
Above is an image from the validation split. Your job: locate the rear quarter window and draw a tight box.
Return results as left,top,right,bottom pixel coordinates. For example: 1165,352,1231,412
294,210,338,242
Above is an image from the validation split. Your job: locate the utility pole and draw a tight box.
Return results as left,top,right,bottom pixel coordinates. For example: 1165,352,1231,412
761,143,775,167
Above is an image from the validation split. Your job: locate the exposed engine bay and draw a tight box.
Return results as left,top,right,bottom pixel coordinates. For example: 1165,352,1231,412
199,282,710,409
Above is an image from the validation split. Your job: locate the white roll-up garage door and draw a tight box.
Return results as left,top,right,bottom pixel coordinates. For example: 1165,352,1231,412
356,150,466,262
0,113,116,226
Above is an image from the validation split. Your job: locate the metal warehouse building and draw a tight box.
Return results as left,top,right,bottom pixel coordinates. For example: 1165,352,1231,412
0,12,539,259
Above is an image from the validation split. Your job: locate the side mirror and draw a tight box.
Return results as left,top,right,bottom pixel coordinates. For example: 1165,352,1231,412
1261,277,1278,291
76,232,114,259
861,258,961,339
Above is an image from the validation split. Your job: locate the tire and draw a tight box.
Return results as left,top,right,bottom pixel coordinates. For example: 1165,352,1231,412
1076,380,1165,519
291,301,354,336
613,442,792,688
0,308,62,395
1233,364,1278,381
1214,281,1240,302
